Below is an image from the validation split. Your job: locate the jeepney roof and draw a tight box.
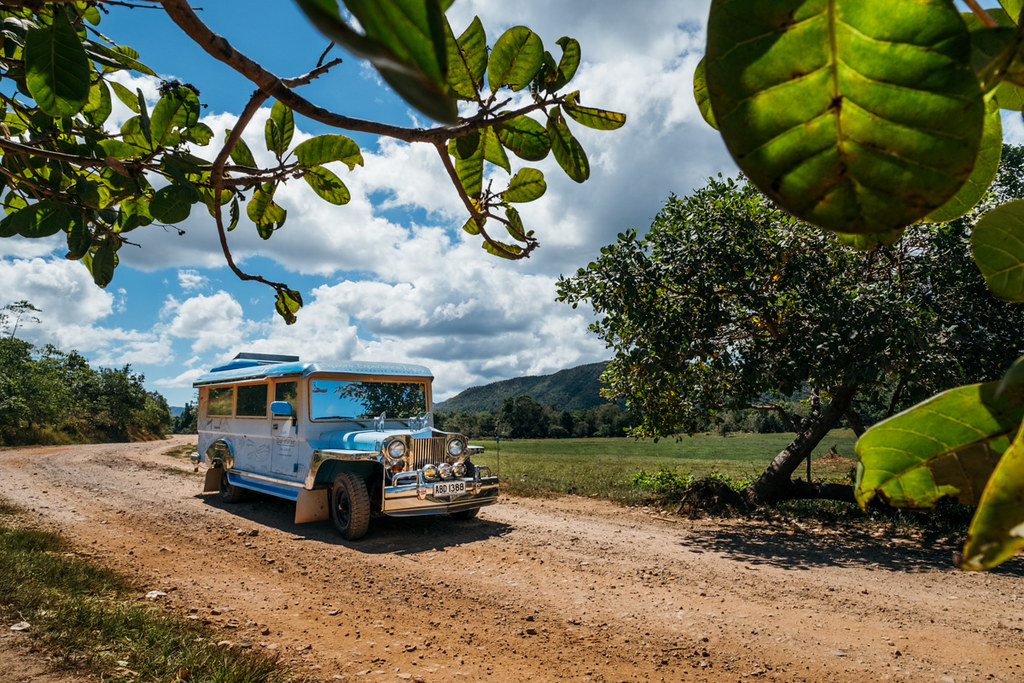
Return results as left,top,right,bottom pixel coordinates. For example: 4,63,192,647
192,359,433,387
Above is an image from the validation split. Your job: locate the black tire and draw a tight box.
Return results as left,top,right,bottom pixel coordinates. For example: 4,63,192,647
451,507,480,520
219,467,246,503
331,473,370,540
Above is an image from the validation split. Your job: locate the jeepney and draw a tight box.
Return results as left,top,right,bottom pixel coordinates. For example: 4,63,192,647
191,353,497,539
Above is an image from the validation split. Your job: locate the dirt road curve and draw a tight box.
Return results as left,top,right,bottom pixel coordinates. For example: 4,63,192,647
2,437,1023,682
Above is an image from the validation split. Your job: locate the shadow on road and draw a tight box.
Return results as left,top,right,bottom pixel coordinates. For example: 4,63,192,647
197,492,513,554
688,522,1024,576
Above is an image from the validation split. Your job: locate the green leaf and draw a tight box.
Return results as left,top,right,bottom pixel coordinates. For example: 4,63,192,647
926,98,1002,223
693,57,717,130
705,0,985,235
83,41,156,76
227,132,257,168
303,166,351,205
247,183,287,235
972,199,1024,300
65,213,91,259
461,214,483,235
482,239,523,259
117,196,153,233
24,11,90,117
185,122,214,146
547,109,589,183
150,184,199,224
549,36,581,91
487,26,543,92
150,87,200,147
1001,0,1023,24
961,419,1024,569
293,134,363,169
0,201,70,238
83,79,112,126
503,167,546,203
90,240,117,288
563,97,627,131
265,100,294,156
855,380,1024,509
109,80,139,112
274,288,303,325
227,196,240,232
445,16,486,99
97,139,145,159
504,206,526,240
137,88,152,146
495,116,550,161
448,134,483,197
993,79,1024,109
295,0,457,123
481,127,510,173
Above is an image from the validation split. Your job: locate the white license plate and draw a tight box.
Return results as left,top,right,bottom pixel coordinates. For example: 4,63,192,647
433,481,466,497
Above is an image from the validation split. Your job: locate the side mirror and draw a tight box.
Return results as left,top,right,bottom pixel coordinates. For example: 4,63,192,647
270,401,293,417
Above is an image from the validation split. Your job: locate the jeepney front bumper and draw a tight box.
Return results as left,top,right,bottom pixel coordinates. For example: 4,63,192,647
383,466,499,517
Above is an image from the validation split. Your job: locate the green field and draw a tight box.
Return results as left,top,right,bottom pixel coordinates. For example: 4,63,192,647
470,430,859,502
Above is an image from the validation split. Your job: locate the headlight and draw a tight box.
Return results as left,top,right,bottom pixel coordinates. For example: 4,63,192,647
447,437,465,458
452,461,467,478
423,463,439,481
438,463,454,479
385,439,406,460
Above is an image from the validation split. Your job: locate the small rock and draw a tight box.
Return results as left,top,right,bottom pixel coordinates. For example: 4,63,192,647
831,650,847,657
145,590,167,600
248,529,259,537
9,622,30,632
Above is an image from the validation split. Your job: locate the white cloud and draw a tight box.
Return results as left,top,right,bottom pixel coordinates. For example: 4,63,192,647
178,269,208,292
164,291,248,353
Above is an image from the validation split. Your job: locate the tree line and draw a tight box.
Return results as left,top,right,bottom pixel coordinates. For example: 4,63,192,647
0,305,171,445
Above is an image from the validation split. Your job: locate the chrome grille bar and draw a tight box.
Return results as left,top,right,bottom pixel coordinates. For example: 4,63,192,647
410,436,445,470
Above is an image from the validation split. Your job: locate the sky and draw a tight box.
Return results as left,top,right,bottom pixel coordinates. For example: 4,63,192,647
3,1,1018,407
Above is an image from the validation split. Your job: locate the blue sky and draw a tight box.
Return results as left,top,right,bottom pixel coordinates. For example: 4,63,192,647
5,1,1015,407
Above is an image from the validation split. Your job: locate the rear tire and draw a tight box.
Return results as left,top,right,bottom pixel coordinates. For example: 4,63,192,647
219,467,246,503
331,473,370,540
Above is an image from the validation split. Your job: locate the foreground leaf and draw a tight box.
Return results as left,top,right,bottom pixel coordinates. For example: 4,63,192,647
855,380,1024,509
487,26,543,92
693,58,717,130
972,199,1024,301
962,420,1024,569
705,0,985,235
926,98,1002,223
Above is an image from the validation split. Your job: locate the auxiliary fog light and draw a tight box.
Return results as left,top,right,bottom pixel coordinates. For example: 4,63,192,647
423,463,439,481
438,462,454,480
452,461,467,478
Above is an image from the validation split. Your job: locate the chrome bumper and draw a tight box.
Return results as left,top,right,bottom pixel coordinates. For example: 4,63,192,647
382,466,499,517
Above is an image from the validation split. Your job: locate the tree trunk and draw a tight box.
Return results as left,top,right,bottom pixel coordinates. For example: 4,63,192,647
845,407,866,437
742,384,858,506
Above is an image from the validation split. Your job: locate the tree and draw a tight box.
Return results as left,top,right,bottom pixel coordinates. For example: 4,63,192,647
695,1,1024,568
558,172,1024,505
0,1,624,322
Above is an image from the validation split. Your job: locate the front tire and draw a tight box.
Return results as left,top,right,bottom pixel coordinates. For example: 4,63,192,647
331,473,370,540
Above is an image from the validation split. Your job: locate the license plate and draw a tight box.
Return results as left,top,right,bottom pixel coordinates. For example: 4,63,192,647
433,481,466,497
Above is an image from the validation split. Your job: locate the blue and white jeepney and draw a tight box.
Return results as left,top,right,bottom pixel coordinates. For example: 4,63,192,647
191,353,497,539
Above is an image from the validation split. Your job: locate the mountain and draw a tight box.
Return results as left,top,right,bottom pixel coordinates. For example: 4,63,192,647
435,362,612,413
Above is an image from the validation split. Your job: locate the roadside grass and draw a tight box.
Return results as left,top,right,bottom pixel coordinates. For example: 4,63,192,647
0,500,299,683
470,431,973,534
471,430,859,503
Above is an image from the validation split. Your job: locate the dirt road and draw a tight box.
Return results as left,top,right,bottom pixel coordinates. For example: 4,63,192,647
1,437,1023,682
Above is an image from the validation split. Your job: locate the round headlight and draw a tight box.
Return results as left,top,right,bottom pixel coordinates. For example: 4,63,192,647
438,462,454,479
452,461,467,478
423,463,439,481
386,439,406,459
447,438,465,458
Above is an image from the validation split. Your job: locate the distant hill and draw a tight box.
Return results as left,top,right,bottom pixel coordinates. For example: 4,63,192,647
435,362,611,413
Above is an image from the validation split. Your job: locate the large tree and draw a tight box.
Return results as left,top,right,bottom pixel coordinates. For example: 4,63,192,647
557,171,1024,505
0,1,624,321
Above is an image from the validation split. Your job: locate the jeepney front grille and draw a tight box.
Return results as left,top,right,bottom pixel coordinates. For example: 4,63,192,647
409,436,446,470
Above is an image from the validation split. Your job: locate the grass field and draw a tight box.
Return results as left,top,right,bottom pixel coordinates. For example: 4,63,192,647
470,430,859,503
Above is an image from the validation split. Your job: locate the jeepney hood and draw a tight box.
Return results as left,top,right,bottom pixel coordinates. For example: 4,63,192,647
311,428,430,451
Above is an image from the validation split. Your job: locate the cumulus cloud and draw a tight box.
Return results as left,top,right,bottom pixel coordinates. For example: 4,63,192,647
163,291,248,353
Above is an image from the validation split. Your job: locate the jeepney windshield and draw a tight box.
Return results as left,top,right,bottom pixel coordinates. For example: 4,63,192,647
309,379,427,420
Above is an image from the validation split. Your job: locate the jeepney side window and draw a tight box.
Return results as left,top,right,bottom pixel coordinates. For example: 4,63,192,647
207,386,233,417
236,383,268,417
275,381,298,414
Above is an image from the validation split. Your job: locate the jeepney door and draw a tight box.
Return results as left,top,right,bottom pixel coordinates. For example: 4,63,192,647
270,381,299,477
